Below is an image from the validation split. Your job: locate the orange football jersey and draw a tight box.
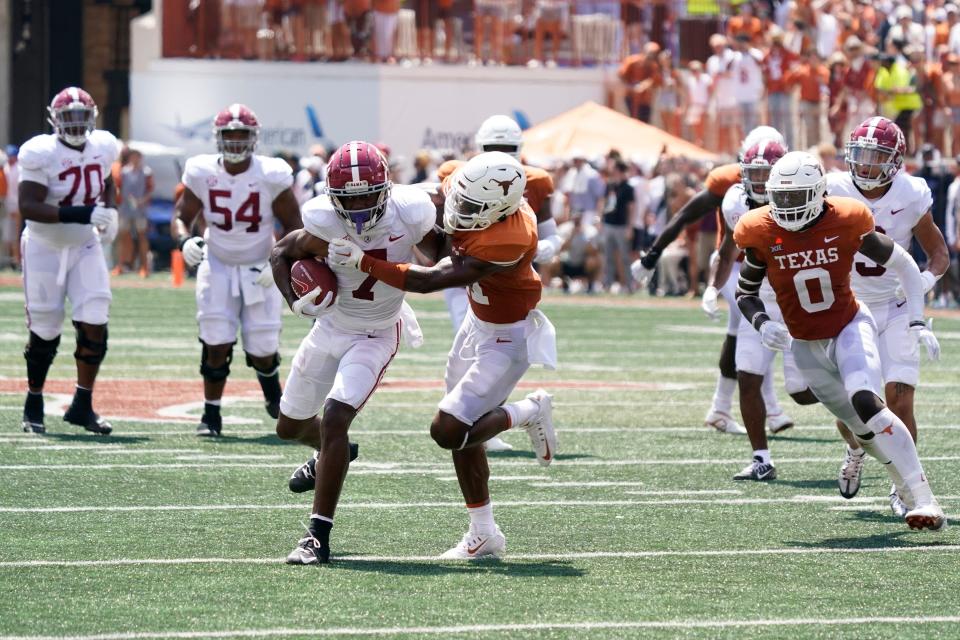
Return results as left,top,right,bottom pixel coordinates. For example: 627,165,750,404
705,163,741,198
733,196,875,341
450,205,542,324
437,159,554,216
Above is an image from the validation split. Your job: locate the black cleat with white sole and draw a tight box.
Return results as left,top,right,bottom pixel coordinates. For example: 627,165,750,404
286,534,330,565
22,393,45,434
196,413,222,437
288,443,360,493
63,406,112,435
733,456,777,481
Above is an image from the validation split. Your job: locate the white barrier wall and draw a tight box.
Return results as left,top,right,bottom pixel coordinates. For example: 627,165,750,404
130,58,608,167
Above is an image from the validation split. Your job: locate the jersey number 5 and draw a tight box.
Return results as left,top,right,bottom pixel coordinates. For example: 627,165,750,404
793,267,836,313
58,165,103,207
208,190,261,233
855,225,887,277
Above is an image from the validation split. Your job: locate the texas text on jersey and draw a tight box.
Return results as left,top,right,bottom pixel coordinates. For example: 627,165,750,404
181,154,293,265
18,129,119,248
825,171,932,304
301,184,435,331
734,196,875,340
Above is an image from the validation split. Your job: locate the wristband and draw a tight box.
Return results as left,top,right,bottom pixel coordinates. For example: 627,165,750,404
751,312,771,332
58,206,95,224
640,248,662,269
178,235,194,251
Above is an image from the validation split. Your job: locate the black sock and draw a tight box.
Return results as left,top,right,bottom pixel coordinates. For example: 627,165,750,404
203,402,221,419
71,386,92,411
24,391,43,417
257,372,282,405
309,517,333,546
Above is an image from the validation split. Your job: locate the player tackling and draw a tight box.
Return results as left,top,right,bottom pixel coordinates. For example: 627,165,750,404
734,151,945,530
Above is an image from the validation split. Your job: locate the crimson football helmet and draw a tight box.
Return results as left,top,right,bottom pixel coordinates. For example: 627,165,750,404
47,87,98,147
740,140,787,204
845,116,905,190
326,141,392,235
214,104,260,164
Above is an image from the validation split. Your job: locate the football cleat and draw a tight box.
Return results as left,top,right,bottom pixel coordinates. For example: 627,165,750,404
288,443,360,493
705,409,747,435
22,393,45,434
518,389,556,467
733,456,777,481
838,447,866,499
196,413,222,437
905,502,947,531
766,412,795,434
439,527,506,560
286,534,330,565
63,406,112,435
265,401,280,420
21,416,45,434
890,488,910,519
484,435,514,452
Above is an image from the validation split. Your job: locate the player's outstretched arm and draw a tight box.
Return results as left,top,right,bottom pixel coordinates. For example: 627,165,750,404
269,229,330,309
272,188,304,235
913,212,950,283
643,189,723,266
859,231,925,323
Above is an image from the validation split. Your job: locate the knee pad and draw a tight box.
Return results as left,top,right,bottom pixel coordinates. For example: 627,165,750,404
72,321,108,365
246,352,281,376
200,340,234,382
24,332,61,388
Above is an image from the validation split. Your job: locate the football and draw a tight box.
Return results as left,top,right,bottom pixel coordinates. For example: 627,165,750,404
290,258,338,302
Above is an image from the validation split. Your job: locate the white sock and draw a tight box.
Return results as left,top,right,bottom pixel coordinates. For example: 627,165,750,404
310,513,333,524
503,397,538,428
761,367,781,415
847,445,865,457
205,399,222,406
753,449,771,465
467,501,495,535
711,375,737,415
858,409,933,508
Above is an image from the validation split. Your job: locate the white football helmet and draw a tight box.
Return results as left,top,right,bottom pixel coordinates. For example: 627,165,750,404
475,115,523,159
444,151,526,233
765,151,826,231
741,125,786,157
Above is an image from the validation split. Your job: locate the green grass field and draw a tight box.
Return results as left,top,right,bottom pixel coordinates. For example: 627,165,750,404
2,279,960,639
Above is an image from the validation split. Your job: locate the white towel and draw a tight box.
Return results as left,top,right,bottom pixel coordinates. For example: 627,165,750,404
399,300,424,348
524,309,558,370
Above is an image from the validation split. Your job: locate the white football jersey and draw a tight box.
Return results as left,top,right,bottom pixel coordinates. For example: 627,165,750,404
182,154,294,265
722,183,776,302
18,130,119,248
826,171,931,303
301,184,435,331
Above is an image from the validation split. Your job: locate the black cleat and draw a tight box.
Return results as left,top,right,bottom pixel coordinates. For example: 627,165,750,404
196,412,222,437
733,456,777,481
265,401,280,420
288,443,360,493
286,534,330,565
21,416,45,434
63,406,112,435
22,393,45,434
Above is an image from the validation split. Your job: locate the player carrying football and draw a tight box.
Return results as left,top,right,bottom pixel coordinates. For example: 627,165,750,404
19,87,120,435
173,104,303,436
734,151,945,530
326,151,558,559
271,141,437,564
825,117,949,515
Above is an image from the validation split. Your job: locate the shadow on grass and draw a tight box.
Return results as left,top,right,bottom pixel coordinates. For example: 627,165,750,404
768,433,841,445
484,450,595,462
786,530,954,550
207,433,294,447
774,478,846,491
40,431,151,445
332,557,584,578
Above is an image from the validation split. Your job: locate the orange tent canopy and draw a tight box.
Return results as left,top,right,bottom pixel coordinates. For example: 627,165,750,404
522,101,717,164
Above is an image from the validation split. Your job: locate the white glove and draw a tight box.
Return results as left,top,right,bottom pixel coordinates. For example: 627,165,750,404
631,258,654,287
759,320,793,352
292,288,335,319
253,262,275,288
535,235,563,263
91,205,117,228
181,237,205,268
327,237,365,270
96,210,119,245
895,271,938,302
701,285,720,320
908,319,940,361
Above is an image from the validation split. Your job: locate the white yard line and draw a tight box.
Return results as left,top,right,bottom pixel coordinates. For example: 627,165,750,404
2,546,960,572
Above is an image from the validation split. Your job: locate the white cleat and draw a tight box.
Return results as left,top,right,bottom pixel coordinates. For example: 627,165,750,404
484,436,514,452
890,488,910,520
704,410,746,435
439,527,506,560
838,447,867,499
905,502,947,531
519,389,557,466
766,412,795,434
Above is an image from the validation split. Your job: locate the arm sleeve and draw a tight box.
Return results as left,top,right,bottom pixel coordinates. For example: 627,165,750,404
883,241,925,323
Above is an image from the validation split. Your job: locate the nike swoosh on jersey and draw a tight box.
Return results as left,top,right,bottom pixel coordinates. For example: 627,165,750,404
891,208,904,215
824,235,840,243
389,234,405,242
